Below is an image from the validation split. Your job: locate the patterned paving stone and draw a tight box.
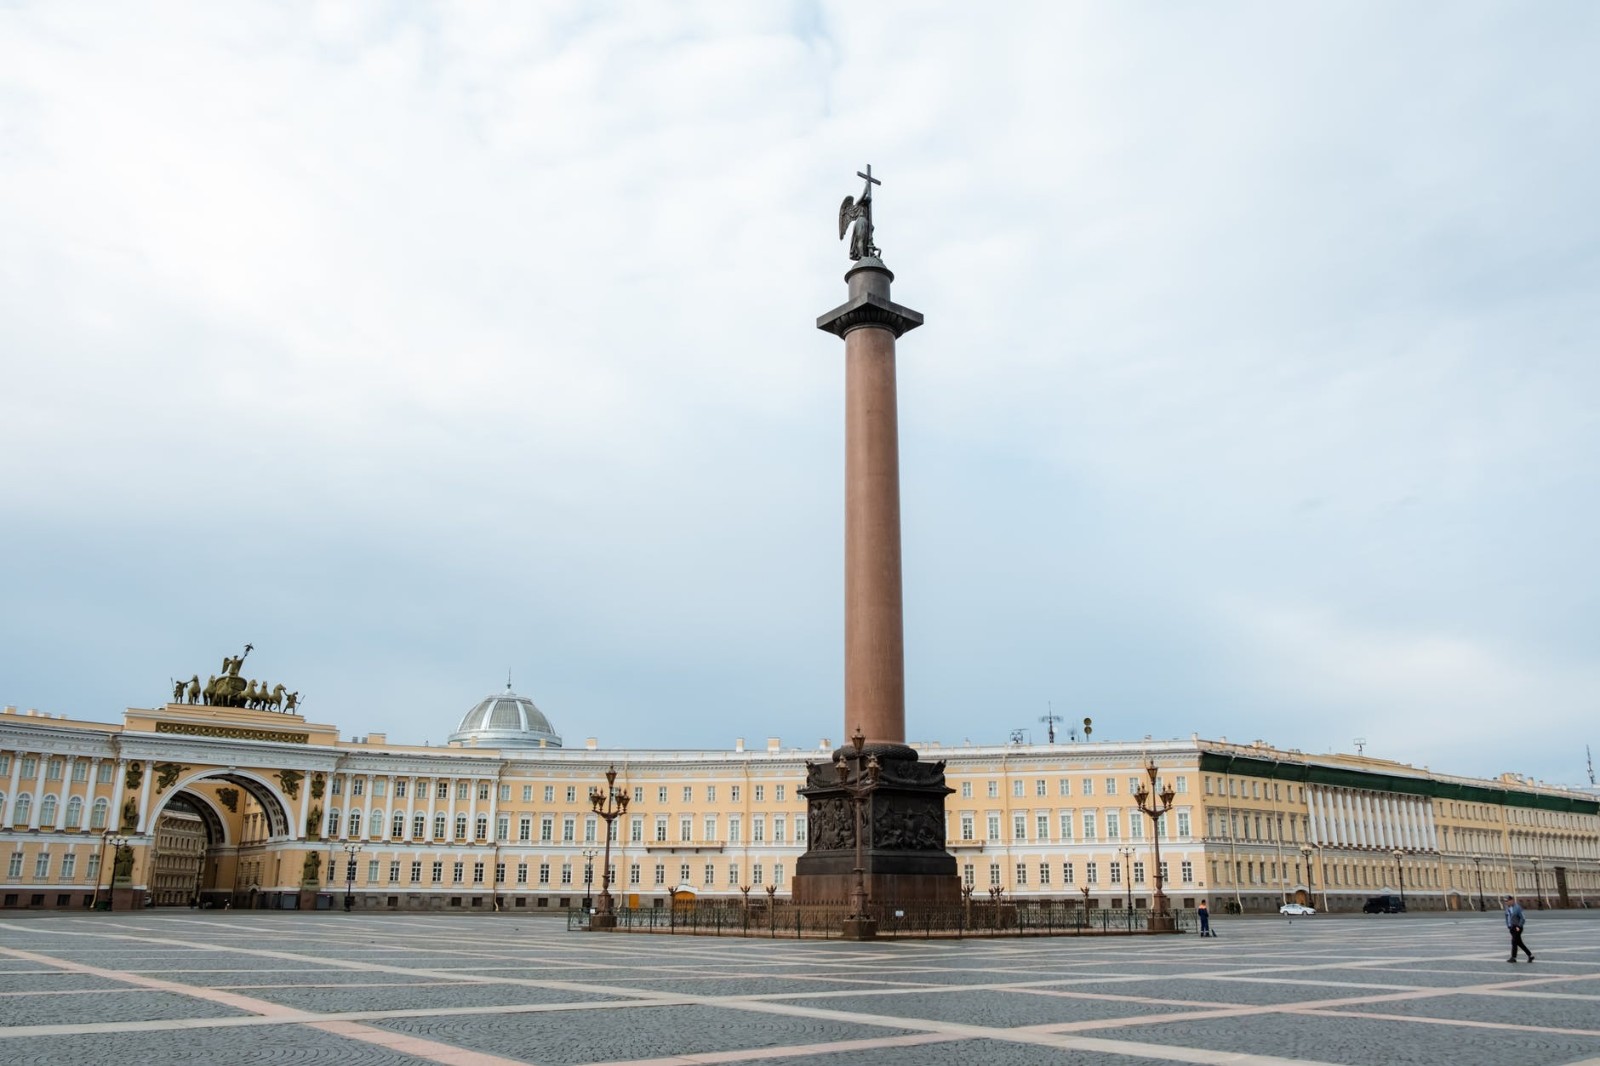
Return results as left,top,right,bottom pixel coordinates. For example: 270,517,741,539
1322,990,1600,1029
0,988,254,1027
773,987,1187,1027
373,1003,917,1064
754,1036,1186,1066
1089,1012,1600,1066
4,1024,440,1065
241,981,630,1012
0,972,135,992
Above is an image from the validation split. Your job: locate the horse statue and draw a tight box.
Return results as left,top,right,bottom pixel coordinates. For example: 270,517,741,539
242,679,260,708
185,675,201,704
264,683,286,712
202,676,218,705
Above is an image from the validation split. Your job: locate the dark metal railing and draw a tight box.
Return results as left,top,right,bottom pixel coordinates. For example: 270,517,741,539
568,900,1195,938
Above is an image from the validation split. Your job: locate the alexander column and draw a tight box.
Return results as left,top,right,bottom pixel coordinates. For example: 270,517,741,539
794,167,959,918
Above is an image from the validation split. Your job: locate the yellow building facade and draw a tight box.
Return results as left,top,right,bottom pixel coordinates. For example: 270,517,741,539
2,696,1595,914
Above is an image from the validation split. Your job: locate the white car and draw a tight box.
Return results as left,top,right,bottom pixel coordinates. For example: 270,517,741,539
1280,903,1316,916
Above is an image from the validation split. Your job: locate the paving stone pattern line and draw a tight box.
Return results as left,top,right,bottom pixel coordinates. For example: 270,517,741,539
1,912,1597,1066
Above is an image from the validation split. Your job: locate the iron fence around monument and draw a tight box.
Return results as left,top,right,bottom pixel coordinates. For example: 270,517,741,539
567,900,1195,938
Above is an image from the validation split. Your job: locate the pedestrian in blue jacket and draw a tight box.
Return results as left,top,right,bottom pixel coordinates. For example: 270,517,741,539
1504,895,1534,962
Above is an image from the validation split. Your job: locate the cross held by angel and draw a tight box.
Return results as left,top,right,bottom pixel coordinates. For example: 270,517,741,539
838,165,881,261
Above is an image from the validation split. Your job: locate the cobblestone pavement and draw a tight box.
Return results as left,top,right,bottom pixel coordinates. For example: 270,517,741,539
2,911,1598,1065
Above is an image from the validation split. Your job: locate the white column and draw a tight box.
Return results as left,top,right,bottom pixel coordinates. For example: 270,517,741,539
426,777,439,838
26,752,48,829
404,777,417,839
363,774,375,840
83,758,102,829
3,750,24,824
486,777,499,842
446,779,458,840
295,772,310,840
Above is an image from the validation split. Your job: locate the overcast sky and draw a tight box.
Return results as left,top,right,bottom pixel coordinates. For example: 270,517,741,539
2,2,1596,787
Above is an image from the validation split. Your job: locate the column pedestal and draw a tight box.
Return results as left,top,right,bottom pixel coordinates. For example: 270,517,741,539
793,743,959,905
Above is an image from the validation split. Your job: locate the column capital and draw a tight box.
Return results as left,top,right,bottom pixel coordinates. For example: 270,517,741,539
817,291,924,339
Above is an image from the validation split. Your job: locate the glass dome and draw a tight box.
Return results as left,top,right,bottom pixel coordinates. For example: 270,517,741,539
447,686,562,748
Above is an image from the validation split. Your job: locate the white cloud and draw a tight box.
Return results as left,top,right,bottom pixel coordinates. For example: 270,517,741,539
1,2,1596,784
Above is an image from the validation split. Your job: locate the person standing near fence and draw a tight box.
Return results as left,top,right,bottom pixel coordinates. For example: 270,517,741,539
1504,895,1534,962
1197,899,1213,937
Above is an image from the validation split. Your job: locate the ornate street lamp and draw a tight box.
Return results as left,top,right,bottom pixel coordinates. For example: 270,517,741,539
1471,855,1486,911
342,843,362,912
93,832,127,911
1080,883,1091,930
1118,844,1135,921
1392,848,1406,910
1132,759,1177,931
582,849,597,911
1529,857,1544,910
587,765,629,930
835,727,881,939
1299,844,1315,909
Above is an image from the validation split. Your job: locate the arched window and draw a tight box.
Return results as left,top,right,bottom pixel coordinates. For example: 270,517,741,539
347,811,362,837
392,812,405,838
369,809,384,838
327,808,341,836
65,796,83,828
90,798,108,829
454,814,468,839
433,813,446,838
14,793,32,825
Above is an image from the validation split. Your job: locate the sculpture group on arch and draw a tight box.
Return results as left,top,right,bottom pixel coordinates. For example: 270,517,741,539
170,644,301,712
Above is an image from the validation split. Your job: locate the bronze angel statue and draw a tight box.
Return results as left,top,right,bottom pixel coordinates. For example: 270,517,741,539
838,165,881,261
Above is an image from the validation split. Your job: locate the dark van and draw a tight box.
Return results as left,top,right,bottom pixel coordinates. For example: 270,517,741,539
1363,895,1406,914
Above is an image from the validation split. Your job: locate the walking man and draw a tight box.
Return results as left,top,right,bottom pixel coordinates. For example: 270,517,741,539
1504,895,1534,962
1198,899,1213,937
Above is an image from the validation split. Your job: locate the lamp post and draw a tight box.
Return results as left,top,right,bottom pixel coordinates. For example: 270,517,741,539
93,832,127,911
582,849,597,911
1530,857,1544,910
1392,849,1406,910
1132,758,1177,931
1118,845,1135,924
1080,883,1091,930
1471,855,1486,911
1299,844,1313,909
587,765,629,930
835,727,881,939
342,843,362,912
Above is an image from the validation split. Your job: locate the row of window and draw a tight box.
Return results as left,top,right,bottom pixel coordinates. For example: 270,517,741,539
320,857,787,889
957,809,1189,843
956,775,1188,800
324,809,807,845
960,859,1192,887
324,778,791,805
0,755,116,784
1,794,110,829
5,850,100,881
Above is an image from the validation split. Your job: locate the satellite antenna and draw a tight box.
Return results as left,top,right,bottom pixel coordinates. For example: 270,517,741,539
1353,737,1367,755
1040,702,1064,744
1009,728,1027,745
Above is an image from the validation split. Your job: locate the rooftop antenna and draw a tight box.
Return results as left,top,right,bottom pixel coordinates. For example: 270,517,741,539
1353,737,1367,755
1009,728,1027,745
1040,702,1063,744
507,669,513,693
1588,745,1595,787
